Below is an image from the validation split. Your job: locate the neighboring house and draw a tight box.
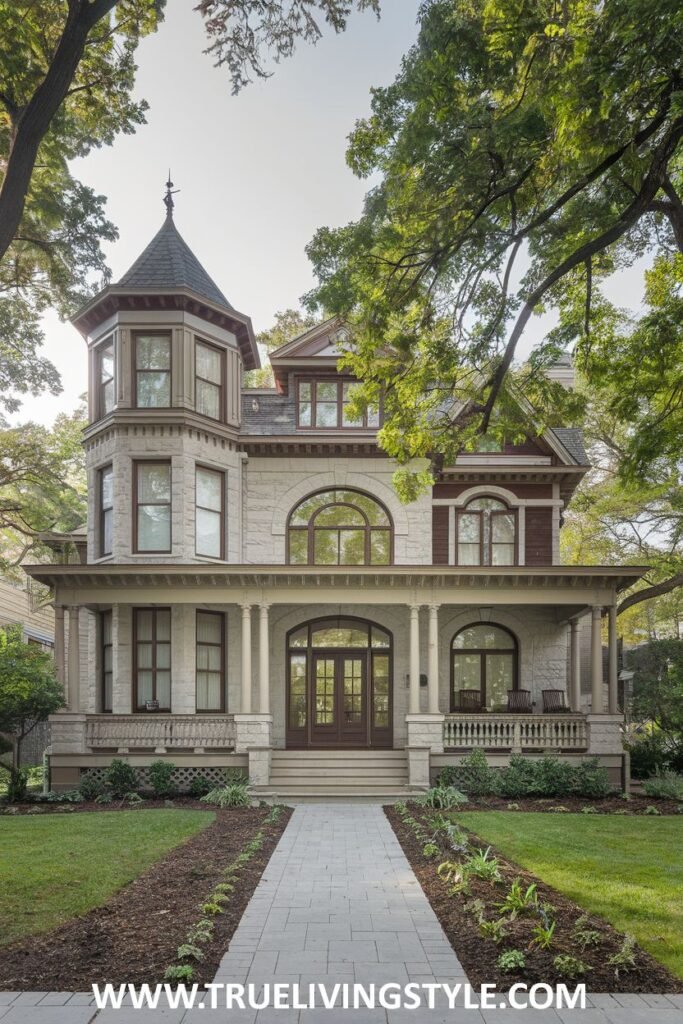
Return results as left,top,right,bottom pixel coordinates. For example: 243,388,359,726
25,196,646,797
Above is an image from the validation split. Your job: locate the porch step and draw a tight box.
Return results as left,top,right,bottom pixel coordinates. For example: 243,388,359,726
265,749,411,799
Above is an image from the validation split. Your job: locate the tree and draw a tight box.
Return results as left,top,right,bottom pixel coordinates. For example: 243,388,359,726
305,0,683,476
0,407,88,576
0,626,64,801
627,639,683,771
244,307,317,387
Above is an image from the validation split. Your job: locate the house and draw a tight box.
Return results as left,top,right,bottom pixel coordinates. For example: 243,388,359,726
25,194,646,798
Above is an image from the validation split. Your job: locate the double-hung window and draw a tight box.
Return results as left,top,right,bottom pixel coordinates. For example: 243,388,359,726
196,611,224,711
134,608,171,710
97,338,115,417
135,334,171,408
101,611,113,713
135,461,171,553
195,466,224,558
99,465,113,557
195,341,224,420
297,379,381,429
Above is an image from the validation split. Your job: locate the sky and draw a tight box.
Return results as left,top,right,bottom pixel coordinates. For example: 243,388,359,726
20,0,649,426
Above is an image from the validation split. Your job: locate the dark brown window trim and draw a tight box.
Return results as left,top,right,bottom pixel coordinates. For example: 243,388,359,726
195,463,225,560
449,621,518,712
100,610,113,713
295,377,382,431
96,336,115,420
133,459,172,554
286,487,394,566
98,464,113,558
195,610,226,713
454,497,519,567
132,330,172,410
195,338,226,423
133,607,171,712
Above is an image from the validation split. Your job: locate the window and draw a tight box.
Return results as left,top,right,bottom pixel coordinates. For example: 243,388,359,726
135,462,171,553
451,623,517,712
99,465,113,557
135,333,171,408
195,340,224,420
196,611,224,711
456,497,516,566
296,379,381,429
101,611,112,713
195,466,224,558
97,338,114,417
134,608,171,710
287,489,392,565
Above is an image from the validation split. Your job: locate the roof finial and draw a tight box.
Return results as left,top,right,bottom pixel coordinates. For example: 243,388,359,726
164,171,179,218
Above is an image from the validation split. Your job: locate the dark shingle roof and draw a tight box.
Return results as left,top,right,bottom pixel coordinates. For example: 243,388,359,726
117,215,231,310
551,427,589,465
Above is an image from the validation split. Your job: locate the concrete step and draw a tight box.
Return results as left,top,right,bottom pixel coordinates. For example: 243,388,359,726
253,785,418,803
270,767,408,779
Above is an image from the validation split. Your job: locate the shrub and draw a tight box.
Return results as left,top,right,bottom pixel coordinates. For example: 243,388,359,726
46,789,83,803
554,954,589,979
642,771,683,801
7,768,29,803
627,736,668,779
496,755,541,798
95,791,113,804
148,760,176,798
438,749,497,797
200,782,250,808
189,774,213,798
79,774,106,802
420,786,468,810
497,949,526,973
571,758,613,798
643,804,661,815
106,759,137,798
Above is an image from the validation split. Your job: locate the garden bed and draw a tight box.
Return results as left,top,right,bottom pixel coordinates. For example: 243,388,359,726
451,794,682,815
0,804,290,991
385,802,683,993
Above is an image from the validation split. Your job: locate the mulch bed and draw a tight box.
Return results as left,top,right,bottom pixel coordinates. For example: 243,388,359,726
0,804,291,991
385,803,682,993
452,794,682,815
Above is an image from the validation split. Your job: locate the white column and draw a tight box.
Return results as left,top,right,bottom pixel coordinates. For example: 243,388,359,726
428,604,440,714
590,606,603,713
570,619,581,712
409,605,421,715
67,606,80,712
258,604,270,715
608,604,618,714
240,604,252,714
54,605,65,690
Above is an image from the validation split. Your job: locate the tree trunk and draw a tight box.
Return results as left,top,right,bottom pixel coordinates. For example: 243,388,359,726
617,572,683,616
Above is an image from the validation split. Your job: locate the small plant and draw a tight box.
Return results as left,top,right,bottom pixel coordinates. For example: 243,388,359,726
189,774,214,798
554,954,589,979
201,901,223,915
497,949,526,973
464,846,502,883
213,882,235,895
549,805,570,813
643,771,683,802
46,789,83,803
479,917,508,943
164,965,194,983
148,760,176,798
580,805,598,814
463,898,486,920
176,943,204,961
95,791,113,804
573,927,601,950
79,774,106,801
530,920,556,949
125,791,143,804
496,879,538,917
437,859,467,891
422,842,439,859
106,759,137,799
420,786,468,810
607,935,637,976
200,782,250,808
506,802,520,811
187,919,214,944
643,804,662,815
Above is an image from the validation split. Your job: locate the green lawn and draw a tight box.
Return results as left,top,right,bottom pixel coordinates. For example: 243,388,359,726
0,809,214,946
455,811,683,978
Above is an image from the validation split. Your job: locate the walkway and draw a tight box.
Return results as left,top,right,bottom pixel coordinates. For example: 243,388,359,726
2,804,682,1022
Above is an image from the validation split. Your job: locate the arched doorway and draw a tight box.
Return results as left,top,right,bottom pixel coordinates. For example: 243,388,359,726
451,623,518,712
286,616,393,748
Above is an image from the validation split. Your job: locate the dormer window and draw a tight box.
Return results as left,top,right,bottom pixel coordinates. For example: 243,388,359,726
296,379,381,430
195,340,225,420
456,497,516,566
97,338,114,417
134,333,171,408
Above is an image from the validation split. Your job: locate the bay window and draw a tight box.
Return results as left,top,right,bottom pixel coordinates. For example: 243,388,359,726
134,608,171,710
195,465,224,558
195,340,224,420
135,333,171,408
99,465,113,557
97,338,115,418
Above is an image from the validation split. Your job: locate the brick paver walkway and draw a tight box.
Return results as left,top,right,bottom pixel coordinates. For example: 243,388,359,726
2,803,682,1022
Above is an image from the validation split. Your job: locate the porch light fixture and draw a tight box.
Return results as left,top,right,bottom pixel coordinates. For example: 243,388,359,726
251,398,259,413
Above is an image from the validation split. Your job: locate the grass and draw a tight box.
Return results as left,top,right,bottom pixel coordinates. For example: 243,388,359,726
0,809,214,946
455,811,683,978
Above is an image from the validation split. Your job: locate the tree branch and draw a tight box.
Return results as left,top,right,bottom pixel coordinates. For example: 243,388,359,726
618,572,683,615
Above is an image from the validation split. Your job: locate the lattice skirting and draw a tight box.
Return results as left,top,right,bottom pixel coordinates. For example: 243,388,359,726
80,764,246,792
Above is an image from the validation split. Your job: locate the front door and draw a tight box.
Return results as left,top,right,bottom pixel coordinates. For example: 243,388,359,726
310,651,366,747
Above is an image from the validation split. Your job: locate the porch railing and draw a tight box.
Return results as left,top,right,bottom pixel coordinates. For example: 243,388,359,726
443,714,588,752
85,714,236,753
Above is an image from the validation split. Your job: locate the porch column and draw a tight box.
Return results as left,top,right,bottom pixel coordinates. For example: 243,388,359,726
590,605,603,713
54,605,66,691
240,604,252,713
608,604,618,714
67,606,80,712
258,603,270,715
409,604,421,714
569,618,581,712
428,604,440,714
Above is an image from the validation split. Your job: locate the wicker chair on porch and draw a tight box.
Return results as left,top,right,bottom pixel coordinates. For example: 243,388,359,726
542,689,570,713
507,689,532,713
458,689,483,712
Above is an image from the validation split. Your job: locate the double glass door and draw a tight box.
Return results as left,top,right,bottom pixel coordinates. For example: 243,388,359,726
311,652,366,746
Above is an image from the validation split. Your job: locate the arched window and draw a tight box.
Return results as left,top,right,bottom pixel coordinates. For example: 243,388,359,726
456,497,516,566
287,489,393,565
451,623,518,712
